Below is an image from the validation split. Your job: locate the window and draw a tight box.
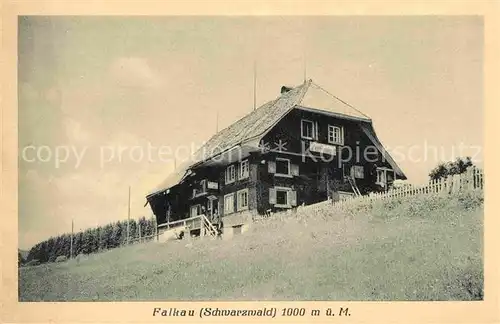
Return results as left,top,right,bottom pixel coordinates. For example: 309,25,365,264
224,193,235,215
376,169,387,186
237,189,249,211
225,165,235,184
239,159,249,180
269,187,297,207
351,165,364,179
276,189,288,206
328,125,344,145
275,158,290,177
200,179,207,191
301,119,317,140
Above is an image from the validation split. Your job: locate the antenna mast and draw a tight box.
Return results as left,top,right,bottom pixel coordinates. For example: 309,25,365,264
215,111,219,133
303,50,307,83
253,60,257,110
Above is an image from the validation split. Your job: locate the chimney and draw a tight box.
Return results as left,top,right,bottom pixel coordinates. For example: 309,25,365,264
280,86,293,94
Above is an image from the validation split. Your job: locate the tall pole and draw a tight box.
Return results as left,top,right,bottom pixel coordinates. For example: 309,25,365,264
303,52,307,83
215,111,219,133
70,219,73,259
253,59,257,111
127,186,131,245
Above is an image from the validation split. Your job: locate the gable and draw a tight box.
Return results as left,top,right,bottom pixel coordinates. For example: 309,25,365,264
299,82,371,121
261,108,407,180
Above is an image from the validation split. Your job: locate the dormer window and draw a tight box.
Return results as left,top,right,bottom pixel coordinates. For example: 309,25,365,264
301,119,318,140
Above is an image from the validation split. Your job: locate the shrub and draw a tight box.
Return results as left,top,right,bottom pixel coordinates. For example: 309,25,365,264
457,190,484,211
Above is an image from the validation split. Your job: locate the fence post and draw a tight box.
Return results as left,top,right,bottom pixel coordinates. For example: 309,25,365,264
445,176,452,194
452,174,461,193
466,167,474,190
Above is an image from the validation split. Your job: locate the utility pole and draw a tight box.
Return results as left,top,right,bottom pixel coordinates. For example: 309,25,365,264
127,186,131,245
70,219,74,259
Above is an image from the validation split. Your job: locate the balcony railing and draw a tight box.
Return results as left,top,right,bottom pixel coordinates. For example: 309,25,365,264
192,179,219,198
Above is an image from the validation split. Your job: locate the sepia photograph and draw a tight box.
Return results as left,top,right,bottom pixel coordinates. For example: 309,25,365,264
15,14,485,304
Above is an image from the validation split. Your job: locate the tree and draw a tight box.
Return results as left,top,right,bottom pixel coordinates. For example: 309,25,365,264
110,221,123,248
429,156,474,181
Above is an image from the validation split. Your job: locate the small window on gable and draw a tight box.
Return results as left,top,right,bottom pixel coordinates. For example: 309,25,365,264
301,119,317,140
275,158,290,177
225,165,235,184
239,159,249,180
328,125,344,145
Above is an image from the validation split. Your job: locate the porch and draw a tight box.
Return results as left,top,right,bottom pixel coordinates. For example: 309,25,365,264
157,214,220,239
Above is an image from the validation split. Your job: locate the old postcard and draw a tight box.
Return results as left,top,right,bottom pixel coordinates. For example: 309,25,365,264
1,1,499,323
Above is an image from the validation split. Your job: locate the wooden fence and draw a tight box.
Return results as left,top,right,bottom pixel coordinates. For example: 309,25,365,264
266,167,484,218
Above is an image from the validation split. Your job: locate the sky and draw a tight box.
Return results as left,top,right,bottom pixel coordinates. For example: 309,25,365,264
18,16,483,249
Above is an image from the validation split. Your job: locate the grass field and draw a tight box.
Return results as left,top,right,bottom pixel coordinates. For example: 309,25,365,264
19,191,483,301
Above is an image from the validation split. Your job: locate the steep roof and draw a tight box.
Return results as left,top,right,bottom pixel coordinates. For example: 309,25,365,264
190,80,372,164
147,79,405,197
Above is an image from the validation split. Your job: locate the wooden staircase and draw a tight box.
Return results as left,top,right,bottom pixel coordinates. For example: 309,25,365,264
345,175,361,196
201,214,219,238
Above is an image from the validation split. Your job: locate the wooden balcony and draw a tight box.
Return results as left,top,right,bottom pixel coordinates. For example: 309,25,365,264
191,179,219,199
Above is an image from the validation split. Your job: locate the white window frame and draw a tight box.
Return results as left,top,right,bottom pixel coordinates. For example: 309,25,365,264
376,167,392,187
275,158,291,177
237,188,249,211
239,159,249,180
301,119,316,140
328,125,344,145
224,193,235,215
275,186,291,208
225,165,236,184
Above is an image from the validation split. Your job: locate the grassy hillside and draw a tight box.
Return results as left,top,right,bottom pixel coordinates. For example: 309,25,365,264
19,191,483,301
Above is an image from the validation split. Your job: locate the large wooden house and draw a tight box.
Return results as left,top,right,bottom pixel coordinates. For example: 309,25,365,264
146,80,406,234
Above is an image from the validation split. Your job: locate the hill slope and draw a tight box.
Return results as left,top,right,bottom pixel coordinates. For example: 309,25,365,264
19,191,483,301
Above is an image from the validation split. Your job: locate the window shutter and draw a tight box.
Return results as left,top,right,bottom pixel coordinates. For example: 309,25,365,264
291,164,299,176
269,188,276,204
268,161,276,174
289,190,297,206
